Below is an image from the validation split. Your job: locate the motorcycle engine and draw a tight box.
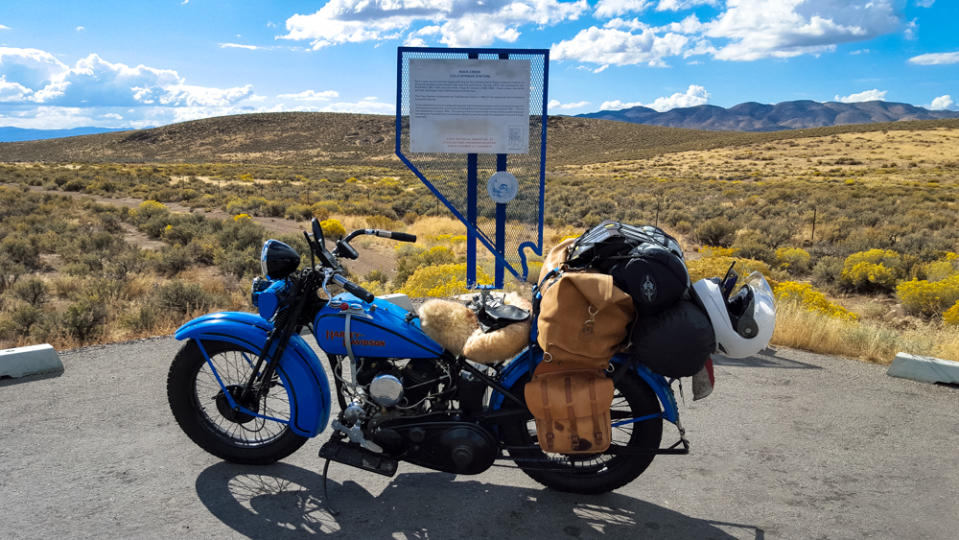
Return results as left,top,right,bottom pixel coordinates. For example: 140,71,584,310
338,356,497,475
354,357,449,411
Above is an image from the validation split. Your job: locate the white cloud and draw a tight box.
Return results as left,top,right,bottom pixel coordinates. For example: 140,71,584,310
0,77,33,102
656,0,718,11
219,42,263,50
834,89,886,103
75,26,85,32
904,19,917,40
601,84,709,112
0,49,253,109
281,0,587,50
552,23,688,66
0,24,10,30
930,95,953,110
915,0,935,7
593,64,609,73
277,89,339,101
703,0,899,61
600,99,646,110
0,47,69,90
548,99,590,111
658,15,705,34
646,84,710,111
0,47,266,128
909,51,959,65
594,0,652,18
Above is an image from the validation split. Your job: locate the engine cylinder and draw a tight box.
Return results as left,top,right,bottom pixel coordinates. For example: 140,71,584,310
370,374,404,407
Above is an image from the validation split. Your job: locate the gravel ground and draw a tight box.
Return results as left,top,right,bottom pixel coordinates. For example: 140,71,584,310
1,337,957,539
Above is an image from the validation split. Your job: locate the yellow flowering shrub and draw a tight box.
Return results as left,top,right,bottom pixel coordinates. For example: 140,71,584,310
840,249,904,292
775,247,811,273
773,281,858,321
915,253,959,282
944,301,959,326
320,218,346,240
896,274,959,317
700,245,738,258
399,263,491,297
232,213,252,222
134,200,168,220
686,255,771,284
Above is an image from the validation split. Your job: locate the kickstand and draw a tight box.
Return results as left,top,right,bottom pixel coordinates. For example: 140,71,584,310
321,458,339,516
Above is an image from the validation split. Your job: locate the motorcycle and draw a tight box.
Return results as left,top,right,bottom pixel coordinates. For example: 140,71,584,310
167,218,724,496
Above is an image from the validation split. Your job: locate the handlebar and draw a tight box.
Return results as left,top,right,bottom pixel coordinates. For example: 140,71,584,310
374,230,417,242
331,273,375,303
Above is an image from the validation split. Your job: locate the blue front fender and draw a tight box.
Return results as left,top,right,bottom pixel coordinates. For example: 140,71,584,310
489,348,679,424
175,311,331,437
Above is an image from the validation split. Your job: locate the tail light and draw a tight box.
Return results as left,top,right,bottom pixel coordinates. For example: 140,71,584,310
692,357,715,401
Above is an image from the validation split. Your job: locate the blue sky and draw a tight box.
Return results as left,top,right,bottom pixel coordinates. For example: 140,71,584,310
0,0,956,129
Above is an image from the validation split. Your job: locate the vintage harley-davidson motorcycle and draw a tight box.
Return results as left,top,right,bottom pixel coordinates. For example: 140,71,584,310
167,218,773,495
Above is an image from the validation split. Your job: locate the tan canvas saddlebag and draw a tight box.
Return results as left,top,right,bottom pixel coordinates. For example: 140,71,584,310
536,270,635,369
524,361,615,454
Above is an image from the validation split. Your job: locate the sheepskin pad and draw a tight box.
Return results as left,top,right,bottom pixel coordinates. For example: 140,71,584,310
419,299,477,357
418,293,532,364
463,292,531,364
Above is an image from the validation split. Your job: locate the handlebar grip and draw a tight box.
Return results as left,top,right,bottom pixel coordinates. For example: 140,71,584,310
333,274,375,303
389,231,417,242
374,230,416,242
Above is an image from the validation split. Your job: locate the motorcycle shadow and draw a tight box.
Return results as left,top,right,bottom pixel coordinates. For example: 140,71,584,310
195,462,763,539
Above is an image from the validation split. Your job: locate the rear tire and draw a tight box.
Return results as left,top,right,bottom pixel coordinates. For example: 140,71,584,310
501,372,663,494
167,339,308,464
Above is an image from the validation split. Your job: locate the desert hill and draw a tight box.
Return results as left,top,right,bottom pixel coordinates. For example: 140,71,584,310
1,112,958,167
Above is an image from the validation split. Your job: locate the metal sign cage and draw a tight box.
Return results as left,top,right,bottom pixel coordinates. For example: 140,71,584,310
395,46,549,288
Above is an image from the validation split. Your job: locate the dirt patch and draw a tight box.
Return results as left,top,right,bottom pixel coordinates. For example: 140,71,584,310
120,222,166,251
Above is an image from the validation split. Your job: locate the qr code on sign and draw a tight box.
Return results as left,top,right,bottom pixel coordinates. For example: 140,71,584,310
507,126,523,151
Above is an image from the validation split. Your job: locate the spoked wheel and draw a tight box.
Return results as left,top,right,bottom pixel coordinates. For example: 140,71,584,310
501,372,663,494
167,339,307,464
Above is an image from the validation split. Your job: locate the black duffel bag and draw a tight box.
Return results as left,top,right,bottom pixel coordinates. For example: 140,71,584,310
567,220,689,316
608,243,689,316
630,298,715,378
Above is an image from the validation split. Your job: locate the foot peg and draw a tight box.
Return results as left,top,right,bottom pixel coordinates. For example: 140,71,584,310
319,439,398,477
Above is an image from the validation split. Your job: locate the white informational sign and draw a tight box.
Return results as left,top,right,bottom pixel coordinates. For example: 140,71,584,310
409,58,530,154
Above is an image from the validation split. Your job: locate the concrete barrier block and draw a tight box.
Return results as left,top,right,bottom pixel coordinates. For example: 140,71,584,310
887,352,959,385
0,344,64,379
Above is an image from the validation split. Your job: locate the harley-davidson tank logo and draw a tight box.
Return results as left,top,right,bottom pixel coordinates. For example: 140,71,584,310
325,330,386,347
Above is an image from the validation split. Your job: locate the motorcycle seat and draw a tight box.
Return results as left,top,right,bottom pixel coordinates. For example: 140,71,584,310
471,294,530,333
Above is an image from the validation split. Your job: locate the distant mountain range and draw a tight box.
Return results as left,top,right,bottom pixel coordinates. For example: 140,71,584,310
578,100,959,131
0,126,131,143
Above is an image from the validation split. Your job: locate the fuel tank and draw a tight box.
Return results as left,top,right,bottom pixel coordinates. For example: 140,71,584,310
313,293,444,359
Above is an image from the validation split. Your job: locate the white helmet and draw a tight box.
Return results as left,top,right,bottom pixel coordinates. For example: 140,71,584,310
692,271,776,359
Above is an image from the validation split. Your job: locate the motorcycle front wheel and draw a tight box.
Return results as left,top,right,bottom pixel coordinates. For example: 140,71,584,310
167,339,308,464
500,371,664,495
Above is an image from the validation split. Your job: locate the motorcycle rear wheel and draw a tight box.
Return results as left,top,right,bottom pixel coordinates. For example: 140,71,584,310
167,339,308,464
501,372,663,494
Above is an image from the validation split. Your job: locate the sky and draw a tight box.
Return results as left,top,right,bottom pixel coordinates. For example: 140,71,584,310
0,0,956,129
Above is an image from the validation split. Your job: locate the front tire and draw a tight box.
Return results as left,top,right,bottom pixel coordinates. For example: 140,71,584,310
167,339,308,464
501,371,663,494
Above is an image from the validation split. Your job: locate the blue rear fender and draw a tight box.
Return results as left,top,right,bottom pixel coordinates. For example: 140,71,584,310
174,311,331,437
489,348,679,424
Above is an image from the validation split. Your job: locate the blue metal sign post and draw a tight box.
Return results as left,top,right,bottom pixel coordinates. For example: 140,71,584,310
396,47,549,289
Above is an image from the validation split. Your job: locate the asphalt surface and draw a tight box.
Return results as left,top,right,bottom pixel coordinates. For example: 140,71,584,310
2,337,957,539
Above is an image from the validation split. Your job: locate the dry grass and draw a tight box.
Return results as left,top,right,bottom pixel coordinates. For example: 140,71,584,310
772,301,959,364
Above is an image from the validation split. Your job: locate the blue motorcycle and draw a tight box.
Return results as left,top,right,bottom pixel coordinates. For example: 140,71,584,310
167,218,694,495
